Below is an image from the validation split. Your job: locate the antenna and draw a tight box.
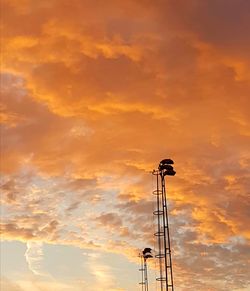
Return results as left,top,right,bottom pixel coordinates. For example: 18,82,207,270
153,159,175,291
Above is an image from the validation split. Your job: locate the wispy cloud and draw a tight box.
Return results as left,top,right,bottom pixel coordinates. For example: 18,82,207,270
25,241,45,276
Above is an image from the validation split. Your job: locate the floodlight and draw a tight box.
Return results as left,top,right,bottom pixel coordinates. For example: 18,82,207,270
160,159,174,165
159,164,174,171
163,169,176,176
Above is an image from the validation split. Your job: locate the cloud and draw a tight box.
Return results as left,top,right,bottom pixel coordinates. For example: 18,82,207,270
25,241,45,276
0,276,92,291
0,277,24,291
158,0,250,52
1,0,250,290
96,213,123,229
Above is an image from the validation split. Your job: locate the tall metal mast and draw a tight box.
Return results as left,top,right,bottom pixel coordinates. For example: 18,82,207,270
153,159,176,291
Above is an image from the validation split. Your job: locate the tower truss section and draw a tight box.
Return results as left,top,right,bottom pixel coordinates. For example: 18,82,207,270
153,159,176,291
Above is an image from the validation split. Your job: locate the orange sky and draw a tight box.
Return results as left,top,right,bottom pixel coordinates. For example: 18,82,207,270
1,1,250,290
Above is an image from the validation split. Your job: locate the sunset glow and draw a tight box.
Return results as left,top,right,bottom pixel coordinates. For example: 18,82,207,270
1,1,250,290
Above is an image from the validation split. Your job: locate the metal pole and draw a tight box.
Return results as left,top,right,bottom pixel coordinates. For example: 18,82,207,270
162,176,174,290
160,173,169,291
139,254,145,291
157,173,164,290
155,172,164,291
144,258,148,291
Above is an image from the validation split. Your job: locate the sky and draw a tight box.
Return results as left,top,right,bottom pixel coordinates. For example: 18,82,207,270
1,0,250,290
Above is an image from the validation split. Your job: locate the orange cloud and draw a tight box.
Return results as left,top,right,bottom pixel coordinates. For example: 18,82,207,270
1,0,250,289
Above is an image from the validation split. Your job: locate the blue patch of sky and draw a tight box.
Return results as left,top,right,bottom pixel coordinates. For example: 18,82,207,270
43,244,89,281
0,241,30,279
43,243,150,290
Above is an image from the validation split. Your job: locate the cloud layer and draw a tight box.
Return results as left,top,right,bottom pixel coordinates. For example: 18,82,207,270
1,0,250,290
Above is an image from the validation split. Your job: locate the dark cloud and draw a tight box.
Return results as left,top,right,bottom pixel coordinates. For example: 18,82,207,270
96,212,123,229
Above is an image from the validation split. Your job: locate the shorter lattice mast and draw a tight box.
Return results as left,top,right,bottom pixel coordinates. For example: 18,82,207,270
139,248,153,291
153,159,176,291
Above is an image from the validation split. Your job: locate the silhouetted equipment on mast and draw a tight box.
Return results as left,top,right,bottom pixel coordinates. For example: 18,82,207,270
143,248,153,259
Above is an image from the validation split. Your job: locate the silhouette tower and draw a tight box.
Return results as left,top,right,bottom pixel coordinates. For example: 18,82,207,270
153,159,176,291
139,248,153,291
